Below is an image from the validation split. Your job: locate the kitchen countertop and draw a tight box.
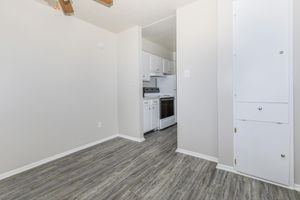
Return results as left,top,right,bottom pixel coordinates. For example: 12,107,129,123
143,94,175,100
144,96,160,100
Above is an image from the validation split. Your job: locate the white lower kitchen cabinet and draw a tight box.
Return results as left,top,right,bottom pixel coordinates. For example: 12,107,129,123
143,99,160,133
143,100,152,133
151,99,160,129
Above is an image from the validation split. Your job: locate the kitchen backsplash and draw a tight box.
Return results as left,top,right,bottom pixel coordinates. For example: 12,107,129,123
143,77,156,88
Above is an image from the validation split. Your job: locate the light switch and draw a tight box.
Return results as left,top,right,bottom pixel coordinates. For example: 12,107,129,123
184,70,191,79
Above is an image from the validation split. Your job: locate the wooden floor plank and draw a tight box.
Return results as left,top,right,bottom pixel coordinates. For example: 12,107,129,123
0,126,299,200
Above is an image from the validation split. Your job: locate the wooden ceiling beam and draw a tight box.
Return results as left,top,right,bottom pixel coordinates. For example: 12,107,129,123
58,0,74,15
95,0,113,7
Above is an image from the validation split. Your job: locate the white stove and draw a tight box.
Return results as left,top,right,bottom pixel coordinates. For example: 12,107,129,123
143,87,176,130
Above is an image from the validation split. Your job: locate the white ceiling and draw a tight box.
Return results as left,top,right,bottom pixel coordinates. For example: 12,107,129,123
142,16,176,52
36,0,197,33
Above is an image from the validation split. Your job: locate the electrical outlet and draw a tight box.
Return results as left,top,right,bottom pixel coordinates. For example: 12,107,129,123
98,122,102,128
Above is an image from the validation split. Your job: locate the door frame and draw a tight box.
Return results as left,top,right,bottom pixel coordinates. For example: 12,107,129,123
232,0,294,187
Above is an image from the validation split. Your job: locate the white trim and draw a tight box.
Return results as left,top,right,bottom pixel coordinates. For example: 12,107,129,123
216,164,235,173
117,134,145,143
288,0,295,187
142,15,176,29
294,184,300,192
216,164,296,191
176,148,218,163
0,134,145,181
0,134,119,181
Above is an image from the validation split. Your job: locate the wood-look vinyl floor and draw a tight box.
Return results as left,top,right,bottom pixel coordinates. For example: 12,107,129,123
0,126,299,200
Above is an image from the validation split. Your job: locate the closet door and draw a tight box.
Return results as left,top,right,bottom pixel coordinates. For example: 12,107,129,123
234,0,289,103
236,121,290,185
234,0,292,186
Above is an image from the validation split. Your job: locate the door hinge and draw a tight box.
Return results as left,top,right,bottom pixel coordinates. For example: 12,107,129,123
234,128,237,133
233,13,237,19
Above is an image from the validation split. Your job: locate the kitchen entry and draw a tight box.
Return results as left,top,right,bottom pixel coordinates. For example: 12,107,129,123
141,16,177,136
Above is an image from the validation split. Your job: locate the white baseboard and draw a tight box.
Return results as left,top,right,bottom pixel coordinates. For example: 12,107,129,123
176,148,218,163
216,164,235,173
294,184,300,192
0,134,119,181
216,164,297,191
117,134,145,142
0,133,145,181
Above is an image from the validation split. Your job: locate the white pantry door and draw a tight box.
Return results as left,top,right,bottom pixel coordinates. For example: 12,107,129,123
234,0,289,103
235,121,290,185
234,0,292,186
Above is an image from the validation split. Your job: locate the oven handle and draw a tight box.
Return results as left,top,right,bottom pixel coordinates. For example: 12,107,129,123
160,97,175,101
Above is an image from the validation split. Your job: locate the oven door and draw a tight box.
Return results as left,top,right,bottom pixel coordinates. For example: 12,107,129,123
160,97,175,120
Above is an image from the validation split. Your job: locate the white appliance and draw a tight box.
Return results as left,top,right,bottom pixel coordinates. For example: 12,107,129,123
157,75,177,96
143,87,176,130
233,0,293,186
159,97,176,129
157,75,177,123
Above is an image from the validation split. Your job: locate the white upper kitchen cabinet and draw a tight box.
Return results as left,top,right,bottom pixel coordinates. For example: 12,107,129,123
142,51,151,81
142,51,176,78
170,61,176,75
150,54,163,75
163,59,172,75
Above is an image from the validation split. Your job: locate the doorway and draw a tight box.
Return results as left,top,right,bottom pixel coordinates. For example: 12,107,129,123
141,16,177,137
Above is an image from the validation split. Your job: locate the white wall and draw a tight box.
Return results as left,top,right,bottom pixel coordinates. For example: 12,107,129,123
0,0,118,175
217,0,300,185
117,26,144,140
294,0,300,185
177,0,218,158
142,39,174,61
217,0,234,167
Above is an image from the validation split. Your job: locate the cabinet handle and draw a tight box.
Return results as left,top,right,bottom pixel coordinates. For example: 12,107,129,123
281,154,286,158
258,107,263,111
